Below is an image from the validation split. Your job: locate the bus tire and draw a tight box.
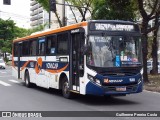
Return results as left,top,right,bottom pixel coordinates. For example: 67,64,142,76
62,78,73,99
25,71,32,88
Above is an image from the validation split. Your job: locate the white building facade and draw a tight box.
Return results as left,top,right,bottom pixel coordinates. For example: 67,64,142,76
0,0,31,28
30,0,64,29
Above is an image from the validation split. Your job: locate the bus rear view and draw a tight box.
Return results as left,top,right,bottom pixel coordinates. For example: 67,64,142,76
85,20,143,96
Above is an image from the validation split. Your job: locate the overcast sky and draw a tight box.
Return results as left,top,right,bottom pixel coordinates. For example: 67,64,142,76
0,0,31,28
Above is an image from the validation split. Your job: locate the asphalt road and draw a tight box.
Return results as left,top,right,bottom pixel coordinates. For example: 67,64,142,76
0,66,159,120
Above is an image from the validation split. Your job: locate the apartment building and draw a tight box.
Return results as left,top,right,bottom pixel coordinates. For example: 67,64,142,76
30,0,64,29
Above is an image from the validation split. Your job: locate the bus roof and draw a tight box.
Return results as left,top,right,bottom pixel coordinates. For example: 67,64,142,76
13,21,87,43
13,20,139,43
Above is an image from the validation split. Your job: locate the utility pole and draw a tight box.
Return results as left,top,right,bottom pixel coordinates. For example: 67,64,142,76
49,0,57,28
62,0,65,26
49,0,91,27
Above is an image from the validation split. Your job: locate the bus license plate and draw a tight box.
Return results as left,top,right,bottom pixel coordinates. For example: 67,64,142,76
116,86,126,91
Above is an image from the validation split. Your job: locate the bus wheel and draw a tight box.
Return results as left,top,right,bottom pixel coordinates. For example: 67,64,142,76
25,71,32,88
62,78,72,99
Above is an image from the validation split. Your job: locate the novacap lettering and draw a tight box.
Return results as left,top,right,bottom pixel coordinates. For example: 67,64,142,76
46,63,58,69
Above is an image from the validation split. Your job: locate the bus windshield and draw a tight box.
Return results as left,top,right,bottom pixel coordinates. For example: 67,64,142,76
87,35,142,68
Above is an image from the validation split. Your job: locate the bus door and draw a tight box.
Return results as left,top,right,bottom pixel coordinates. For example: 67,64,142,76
17,42,22,79
36,37,48,88
70,31,84,91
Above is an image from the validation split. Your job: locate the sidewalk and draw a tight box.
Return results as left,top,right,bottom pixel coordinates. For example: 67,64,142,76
144,75,160,92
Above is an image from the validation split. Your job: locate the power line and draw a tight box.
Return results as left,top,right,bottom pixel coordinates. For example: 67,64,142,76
0,10,30,20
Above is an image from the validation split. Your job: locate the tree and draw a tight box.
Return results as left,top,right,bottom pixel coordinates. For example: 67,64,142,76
150,2,160,74
137,0,160,82
0,18,16,58
92,0,137,21
65,0,92,22
0,18,45,61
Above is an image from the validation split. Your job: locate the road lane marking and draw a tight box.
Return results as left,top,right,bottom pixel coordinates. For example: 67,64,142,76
9,80,20,83
0,75,14,77
0,80,11,86
0,71,7,74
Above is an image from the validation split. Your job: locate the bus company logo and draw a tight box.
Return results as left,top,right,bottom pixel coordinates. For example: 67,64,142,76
104,79,109,83
104,79,123,83
35,58,43,74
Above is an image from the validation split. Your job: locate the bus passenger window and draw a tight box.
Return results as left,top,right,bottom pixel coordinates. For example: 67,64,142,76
29,40,37,56
46,35,56,55
38,38,45,56
57,33,68,54
13,43,19,57
22,41,29,56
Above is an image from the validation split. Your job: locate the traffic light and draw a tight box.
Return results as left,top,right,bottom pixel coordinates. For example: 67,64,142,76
49,0,56,12
3,0,11,5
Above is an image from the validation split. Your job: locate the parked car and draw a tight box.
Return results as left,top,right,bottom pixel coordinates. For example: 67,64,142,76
147,60,160,74
0,59,6,69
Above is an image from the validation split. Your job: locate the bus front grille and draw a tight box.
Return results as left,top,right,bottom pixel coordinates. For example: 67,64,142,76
104,84,138,92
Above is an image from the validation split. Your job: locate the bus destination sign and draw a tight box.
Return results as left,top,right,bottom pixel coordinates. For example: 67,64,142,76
90,23,136,32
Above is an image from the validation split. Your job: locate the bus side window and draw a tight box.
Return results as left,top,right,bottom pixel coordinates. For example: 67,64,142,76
29,40,37,56
57,33,68,55
38,38,45,56
46,35,56,55
22,41,29,56
14,43,19,57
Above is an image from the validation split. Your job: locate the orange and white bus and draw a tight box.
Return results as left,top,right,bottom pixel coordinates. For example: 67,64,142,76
12,20,143,98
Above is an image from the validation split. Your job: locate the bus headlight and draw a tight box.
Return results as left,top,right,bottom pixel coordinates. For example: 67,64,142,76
140,68,143,75
138,78,142,84
95,79,101,84
87,74,101,86
87,74,94,81
140,68,143,81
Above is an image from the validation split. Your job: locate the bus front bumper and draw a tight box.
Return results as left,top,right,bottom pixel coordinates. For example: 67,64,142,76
86,81,143,96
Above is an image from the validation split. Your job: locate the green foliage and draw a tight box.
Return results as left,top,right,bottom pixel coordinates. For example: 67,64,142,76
0,18,45,56
3,57,9,63
66,0,92,21
92,0,137,21
0,18,16,54
35,0,49,12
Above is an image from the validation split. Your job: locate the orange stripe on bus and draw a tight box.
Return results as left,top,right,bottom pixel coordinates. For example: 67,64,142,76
13,22,88,43
21,60,35,71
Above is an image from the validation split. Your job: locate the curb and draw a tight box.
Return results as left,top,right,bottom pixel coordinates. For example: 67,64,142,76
144,90,160,94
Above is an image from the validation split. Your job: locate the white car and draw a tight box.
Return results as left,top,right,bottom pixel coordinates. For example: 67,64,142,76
147,60,160,74
0,59,6,69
